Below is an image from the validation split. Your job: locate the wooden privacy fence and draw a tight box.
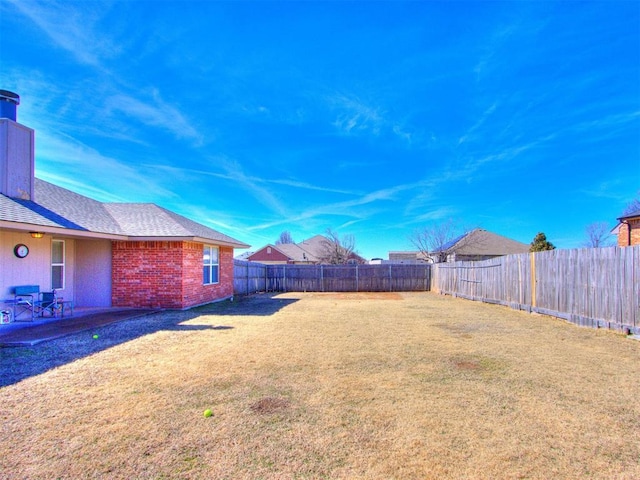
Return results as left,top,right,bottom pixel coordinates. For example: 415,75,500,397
233,261,431,294
431,246,640,334
233,261,268,296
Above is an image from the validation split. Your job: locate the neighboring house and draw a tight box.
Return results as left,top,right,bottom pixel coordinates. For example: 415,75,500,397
388,251,431,264
613,210,640,246
389,229,529,263
247,234,367,265
234,251,254,261
0,91,249,311
247,242,318,265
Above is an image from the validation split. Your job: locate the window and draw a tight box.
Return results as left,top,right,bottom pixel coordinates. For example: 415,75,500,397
203,245,219,284
52,240,65,289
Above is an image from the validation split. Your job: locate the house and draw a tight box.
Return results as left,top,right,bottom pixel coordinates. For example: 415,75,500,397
0,90,249,312
246,242,318,264
389,229,529,263
613,209,640,246
247,234,367,265
388,251,430,264
440,229,529,262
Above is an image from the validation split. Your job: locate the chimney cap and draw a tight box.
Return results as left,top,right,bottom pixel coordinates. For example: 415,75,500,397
0,90,20,106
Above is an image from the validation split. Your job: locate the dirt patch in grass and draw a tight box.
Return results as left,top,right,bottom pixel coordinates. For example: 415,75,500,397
1,292,639,479
250,397,292,414
314,292,405,300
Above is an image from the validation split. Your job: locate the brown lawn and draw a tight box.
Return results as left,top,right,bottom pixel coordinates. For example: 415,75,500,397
1,292,639,479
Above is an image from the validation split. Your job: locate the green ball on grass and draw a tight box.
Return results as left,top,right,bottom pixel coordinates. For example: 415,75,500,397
92,334,99,339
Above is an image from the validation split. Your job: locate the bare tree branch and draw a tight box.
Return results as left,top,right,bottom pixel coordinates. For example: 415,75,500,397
319,229,358,264
275,231,294,245
409,219,473,263
583,222,614,248
621,194,640,216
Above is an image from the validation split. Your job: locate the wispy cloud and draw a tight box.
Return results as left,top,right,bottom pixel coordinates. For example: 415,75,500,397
105,90,203,145
7,0,118,68
35,132,176,203
247,178,436,232
458,102,499,145
327,92,414,144
151,164,361,198
330,94,384,135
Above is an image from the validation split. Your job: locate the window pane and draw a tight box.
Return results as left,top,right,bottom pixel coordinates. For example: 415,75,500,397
211,265,219,284
52,266,64,289
211,247,219,263
203,265,210,284
52,241,64,263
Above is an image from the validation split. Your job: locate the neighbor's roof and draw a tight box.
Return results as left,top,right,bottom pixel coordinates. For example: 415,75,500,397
275,242,319,262
440,229,529,256
0,178,249,248
297,235,329,258
618,209,640,221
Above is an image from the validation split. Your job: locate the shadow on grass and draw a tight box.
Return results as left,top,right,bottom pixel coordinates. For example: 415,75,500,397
193,293,298,317
0,293,296,387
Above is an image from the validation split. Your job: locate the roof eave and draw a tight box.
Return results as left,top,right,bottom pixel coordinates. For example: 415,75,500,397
0,220,127,240
127,236,250,248
617,213,640,222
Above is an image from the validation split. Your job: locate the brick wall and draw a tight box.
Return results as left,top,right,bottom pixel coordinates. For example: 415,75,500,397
617,218,640,247
248,246,290,263
112,241,234,309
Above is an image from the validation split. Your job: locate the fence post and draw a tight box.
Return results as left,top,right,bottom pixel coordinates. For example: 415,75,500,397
321,265,324,292
530,252,536,308
389,264,392,292
356,264,359,292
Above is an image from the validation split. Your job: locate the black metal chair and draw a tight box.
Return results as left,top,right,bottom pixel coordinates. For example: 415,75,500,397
36,291,60,318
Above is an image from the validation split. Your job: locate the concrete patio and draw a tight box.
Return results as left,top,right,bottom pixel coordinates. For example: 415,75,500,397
0,308,159,346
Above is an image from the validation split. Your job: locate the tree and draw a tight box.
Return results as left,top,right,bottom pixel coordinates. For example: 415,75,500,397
529,232,555,252
409,219,474,263
583,222,614,248
275,231,294,245
318,229,358,264
621,193,640,216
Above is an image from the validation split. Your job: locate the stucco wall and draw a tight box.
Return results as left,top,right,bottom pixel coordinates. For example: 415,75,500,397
0,231,73,300
75,239,111,307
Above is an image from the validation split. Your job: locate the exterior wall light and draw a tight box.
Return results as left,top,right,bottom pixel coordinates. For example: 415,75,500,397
29,232,44,239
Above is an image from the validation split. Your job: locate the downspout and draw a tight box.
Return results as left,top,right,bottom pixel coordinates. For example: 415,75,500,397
621,220,631,246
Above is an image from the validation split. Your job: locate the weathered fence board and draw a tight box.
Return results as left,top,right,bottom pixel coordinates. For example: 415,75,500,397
432,246,640,334
233,260,267,296
234,262,432,294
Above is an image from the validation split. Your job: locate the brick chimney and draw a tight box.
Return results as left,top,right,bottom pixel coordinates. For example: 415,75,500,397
0,90,35,201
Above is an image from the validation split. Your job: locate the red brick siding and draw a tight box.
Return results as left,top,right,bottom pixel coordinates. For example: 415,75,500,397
248,246,290,263
112,241,234,309
617,218,640,247
183,244,234,307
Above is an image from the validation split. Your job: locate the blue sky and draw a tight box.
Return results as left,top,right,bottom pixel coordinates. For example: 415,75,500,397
2,1,639,260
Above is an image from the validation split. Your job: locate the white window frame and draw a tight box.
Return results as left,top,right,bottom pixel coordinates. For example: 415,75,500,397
203,245,220,285
51,239,65,290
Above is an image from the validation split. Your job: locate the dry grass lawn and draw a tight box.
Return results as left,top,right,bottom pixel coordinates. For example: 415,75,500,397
1,292,639,479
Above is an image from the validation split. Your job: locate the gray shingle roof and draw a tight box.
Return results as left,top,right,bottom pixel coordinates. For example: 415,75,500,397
618,209,640,221
275,242,319,262
0,178,249,248
449,229,529,256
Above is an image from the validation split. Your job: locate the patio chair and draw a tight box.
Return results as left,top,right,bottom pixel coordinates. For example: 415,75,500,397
36,291,60,318
13,285,40,321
